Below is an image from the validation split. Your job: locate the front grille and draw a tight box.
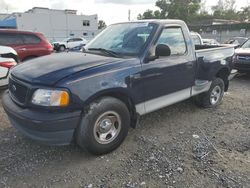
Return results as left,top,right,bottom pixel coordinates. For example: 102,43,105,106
238,55,250,61
234,63,250,69
9,78,28,104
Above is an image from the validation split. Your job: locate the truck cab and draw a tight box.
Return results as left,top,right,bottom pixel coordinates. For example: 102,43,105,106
3,20,235,155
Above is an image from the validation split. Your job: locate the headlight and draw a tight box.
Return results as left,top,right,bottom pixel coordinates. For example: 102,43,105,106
31,89,69,107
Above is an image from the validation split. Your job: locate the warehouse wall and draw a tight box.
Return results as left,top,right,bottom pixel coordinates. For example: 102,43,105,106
15,9,98,42
190,23,250,43
200,29,250,43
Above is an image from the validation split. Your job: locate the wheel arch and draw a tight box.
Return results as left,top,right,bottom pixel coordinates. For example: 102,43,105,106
83,88,138,128
216,67,230,91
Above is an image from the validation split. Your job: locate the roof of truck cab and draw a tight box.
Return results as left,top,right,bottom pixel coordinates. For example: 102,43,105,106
112,19,187,26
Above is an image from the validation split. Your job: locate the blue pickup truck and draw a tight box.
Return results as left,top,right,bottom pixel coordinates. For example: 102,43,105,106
3,20,235,155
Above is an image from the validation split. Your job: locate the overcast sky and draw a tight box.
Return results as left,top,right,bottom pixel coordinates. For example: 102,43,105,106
0,0,249,24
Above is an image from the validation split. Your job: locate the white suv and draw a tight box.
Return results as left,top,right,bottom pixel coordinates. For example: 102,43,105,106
0,46,18,88
53,38,88,52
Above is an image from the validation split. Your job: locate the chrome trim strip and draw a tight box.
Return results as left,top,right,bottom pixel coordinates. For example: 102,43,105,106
136,80,212,115
136,88,191,115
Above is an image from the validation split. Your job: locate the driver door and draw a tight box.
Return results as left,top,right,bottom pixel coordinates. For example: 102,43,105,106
141,26,196,114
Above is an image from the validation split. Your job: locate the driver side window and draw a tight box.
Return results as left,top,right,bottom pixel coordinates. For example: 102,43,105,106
156,27,187,55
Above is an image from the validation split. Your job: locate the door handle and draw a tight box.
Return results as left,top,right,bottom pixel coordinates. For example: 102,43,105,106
19,48,27,51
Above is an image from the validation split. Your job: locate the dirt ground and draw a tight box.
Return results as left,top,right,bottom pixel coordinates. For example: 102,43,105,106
0,74,249,188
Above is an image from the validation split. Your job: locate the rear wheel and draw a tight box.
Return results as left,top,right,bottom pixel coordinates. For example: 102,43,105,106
59,45,66,52
195,78,225,108
75,97,130,155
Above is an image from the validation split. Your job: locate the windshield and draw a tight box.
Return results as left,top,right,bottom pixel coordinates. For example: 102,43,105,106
63,38,70,42
85,22,157,56
241,38,250,48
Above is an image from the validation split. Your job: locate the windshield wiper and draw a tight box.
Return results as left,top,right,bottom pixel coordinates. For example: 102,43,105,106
87,48,120,57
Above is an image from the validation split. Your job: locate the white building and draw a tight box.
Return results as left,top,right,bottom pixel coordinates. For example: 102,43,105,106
0,7,98,42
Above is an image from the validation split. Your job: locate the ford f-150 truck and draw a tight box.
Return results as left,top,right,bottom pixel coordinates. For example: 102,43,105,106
2,20,235,155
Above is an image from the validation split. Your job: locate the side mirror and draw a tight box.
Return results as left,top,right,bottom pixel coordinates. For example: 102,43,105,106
155,44,171,57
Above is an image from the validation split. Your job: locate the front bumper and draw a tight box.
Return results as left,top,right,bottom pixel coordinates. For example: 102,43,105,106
2,91,81,145
234,61,250,72
53,43,60,51
0,77,8,88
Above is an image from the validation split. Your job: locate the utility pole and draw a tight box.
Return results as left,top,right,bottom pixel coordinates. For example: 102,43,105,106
128,9,131,21
218,0,224,10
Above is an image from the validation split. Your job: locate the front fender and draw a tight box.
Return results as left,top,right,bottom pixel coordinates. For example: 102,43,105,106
56,59,143,110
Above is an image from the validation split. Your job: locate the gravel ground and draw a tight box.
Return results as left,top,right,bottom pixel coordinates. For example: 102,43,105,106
0,74,249,188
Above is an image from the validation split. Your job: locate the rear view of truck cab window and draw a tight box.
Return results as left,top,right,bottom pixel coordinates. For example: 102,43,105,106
157,27,187,55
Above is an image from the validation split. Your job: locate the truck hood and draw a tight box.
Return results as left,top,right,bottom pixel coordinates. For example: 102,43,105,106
11,52,119,85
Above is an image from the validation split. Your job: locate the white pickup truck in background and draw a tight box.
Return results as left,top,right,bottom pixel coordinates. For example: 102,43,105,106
52,37,88,52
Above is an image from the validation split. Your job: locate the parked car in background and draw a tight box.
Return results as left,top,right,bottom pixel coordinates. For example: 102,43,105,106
234,38,250,73
0,45,19,63
202,38,220,45
2,20,235,155
0,29,53,62
190,32,203,45
68,44,86,52
0,46,18,87
225,37,248,46
53,37,88,52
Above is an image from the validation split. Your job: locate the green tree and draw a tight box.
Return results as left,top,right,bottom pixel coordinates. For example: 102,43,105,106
137,9,161,19
138,0,201,23
212,0,239,20
238,6,250,21
138,0,249,23
98,20,107,30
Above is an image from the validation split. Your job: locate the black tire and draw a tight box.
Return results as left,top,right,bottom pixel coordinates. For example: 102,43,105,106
195,78,225,108
75,97,130,155
59,45,66,52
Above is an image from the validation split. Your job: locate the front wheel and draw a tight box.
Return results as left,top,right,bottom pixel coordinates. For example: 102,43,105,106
195,78,225,108
75,97,130,155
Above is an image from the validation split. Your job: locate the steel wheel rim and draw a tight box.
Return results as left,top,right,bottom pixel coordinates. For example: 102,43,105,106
210,85,222,105
93,111,121,144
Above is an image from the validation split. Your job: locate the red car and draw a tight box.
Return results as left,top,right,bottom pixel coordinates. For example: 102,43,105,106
0,29,53,62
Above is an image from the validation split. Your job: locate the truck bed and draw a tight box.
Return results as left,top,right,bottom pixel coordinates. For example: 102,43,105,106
195,44,224,50
194,44,235,82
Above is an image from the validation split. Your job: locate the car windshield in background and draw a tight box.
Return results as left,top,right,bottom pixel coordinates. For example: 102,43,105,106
241,39,250,48
63,38,70,42
85,22,157,57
